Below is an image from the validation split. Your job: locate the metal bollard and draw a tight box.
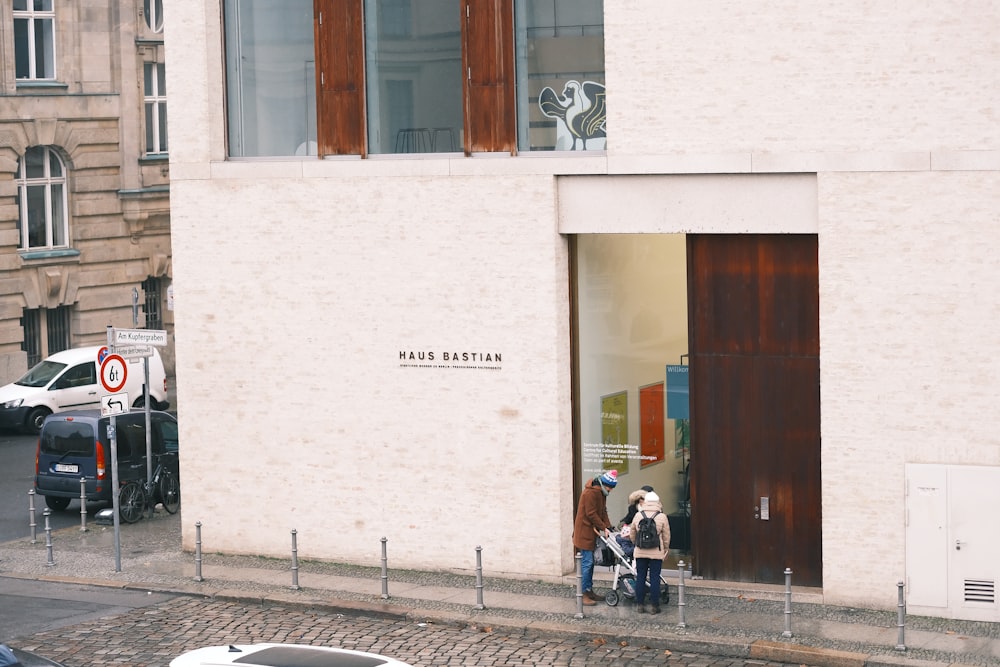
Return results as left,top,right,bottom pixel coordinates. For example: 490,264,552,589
895,580,907,651
79,477,88,532
677,560,687,628
380,537,390,599
43,508,55,566
474,546,485,610
781,567,793,638
28,489,37,544
194,521,203,582
574,552,585,618
290,529,300,590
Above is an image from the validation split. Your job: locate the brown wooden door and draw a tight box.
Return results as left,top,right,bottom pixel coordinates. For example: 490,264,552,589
687,234,822,586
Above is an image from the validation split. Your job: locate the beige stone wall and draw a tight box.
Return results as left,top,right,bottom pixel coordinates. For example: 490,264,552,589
0,0,173,381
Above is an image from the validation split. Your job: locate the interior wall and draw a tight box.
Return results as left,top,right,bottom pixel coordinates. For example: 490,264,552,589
575,233,689,523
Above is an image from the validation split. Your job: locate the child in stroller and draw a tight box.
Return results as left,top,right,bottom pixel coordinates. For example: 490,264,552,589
596,528,670,606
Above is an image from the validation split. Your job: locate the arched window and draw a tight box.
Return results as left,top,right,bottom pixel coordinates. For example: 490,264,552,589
16,147,69,250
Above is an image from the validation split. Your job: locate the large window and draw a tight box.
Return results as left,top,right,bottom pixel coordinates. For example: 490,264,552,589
364,0,462,154
16,147,69,250
224,0,316,157
224,0,604,157
144,62,169,154
14,0,56,80
515,0,605,151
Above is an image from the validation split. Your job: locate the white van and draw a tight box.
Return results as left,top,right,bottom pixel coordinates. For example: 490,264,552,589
0,346,169,433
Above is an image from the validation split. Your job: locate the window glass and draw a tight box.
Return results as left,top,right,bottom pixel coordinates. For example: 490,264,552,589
515,0,605,151
224,0,316,157
14,0,55,79
144,0,164,33
16,147,69,250
364,0,463,154
144,62,168,153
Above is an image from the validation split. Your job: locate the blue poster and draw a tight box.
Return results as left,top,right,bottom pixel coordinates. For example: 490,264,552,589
666,364,689,420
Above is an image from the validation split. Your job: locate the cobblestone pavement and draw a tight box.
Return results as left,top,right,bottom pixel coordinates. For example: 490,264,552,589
11,595,810,667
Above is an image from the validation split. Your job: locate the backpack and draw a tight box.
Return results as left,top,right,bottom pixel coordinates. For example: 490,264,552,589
635,511,661,550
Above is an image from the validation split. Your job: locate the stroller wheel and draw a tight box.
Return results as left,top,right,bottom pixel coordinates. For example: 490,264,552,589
605,589,620,606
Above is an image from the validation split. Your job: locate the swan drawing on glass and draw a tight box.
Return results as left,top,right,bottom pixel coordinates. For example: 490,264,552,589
538,80,607,151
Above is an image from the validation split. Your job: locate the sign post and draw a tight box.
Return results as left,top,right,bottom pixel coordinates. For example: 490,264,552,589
104,326,123,571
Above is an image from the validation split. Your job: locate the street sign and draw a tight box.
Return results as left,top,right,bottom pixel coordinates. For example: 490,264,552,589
116,344,153,359
101,392,129,416
100,354,128,393
113,328,168,347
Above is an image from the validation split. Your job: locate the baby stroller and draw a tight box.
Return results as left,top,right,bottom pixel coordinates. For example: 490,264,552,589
596,531,670,606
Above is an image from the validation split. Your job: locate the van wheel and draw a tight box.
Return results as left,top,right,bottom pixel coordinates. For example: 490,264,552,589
26,407,50,433
45,496,71,511
132,396,146,408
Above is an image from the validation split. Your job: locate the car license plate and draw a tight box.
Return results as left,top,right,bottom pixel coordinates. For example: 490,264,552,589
55,463,79,474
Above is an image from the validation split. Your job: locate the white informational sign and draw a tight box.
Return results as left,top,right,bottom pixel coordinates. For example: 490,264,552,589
117,344,153,359
101,393,129,416
114,328,168,347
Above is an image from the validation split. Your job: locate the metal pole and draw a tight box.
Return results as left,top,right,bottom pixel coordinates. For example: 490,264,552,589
380,537,389,599
79,477,88,531
574,552,585,619
677,560,687,628
194,521,203,582
107,325,122,573
895,580,907,651
290,529,300,590
475,546,485,610
782,567,793,638
43,509,54,566
28,489,37,544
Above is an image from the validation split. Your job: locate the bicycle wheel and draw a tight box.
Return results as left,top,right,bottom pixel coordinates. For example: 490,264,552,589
119,481,146,524
159,469,180,514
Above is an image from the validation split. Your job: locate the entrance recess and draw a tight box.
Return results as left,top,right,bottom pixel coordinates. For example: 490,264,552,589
687,234,822,586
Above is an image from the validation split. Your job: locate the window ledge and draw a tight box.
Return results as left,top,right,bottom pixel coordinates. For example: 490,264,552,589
19,248,81,263
15,80,68,91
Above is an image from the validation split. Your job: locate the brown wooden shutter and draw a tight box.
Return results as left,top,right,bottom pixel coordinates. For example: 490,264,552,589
461,0,515,154
314,0,366,156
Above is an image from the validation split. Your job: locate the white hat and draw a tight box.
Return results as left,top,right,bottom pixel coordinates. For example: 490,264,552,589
643,491,660,504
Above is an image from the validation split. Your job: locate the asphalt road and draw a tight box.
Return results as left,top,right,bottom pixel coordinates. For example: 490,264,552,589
0,577,174,645
0,430,98,542
4,591,806,667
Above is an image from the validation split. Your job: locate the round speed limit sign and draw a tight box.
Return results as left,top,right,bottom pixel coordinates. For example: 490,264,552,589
100,354,128,393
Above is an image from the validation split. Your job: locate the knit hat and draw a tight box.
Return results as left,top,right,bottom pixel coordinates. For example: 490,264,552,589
599,470,618,488
643,491,660,504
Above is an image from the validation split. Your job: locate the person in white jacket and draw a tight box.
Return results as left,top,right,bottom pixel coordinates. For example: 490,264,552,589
629,491,670,614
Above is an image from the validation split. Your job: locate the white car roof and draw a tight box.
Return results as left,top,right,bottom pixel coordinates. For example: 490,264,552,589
169,644,415,667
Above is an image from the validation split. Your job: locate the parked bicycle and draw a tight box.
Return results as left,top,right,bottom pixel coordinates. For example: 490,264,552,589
117,455,180,523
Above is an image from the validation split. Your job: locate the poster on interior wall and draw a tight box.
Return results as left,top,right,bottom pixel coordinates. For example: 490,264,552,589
675,418,690,457
639,382,665,468
600,391,629,475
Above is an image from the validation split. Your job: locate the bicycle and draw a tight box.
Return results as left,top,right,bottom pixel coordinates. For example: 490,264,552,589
117,455,180,523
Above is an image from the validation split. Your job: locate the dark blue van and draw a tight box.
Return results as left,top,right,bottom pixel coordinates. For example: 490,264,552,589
34,409,178,518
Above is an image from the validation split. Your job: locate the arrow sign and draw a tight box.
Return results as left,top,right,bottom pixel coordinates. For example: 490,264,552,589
101,392,129,416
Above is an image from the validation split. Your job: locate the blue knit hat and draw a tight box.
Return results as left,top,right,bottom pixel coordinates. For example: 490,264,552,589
599,470,618,488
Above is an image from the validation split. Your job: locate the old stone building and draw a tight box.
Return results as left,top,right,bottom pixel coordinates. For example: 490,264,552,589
0,0,173,389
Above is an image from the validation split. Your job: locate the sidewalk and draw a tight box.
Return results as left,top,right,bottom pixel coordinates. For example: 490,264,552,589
1,511,997,667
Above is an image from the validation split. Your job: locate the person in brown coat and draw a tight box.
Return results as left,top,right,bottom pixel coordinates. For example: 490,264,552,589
572,469,618,604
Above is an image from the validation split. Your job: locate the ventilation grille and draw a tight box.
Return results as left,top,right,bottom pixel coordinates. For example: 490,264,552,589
963,579,996,604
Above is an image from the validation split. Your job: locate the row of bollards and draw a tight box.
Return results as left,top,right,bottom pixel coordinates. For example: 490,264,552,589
16,497,914,653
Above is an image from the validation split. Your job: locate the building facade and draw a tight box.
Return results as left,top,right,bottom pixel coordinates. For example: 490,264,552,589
0,0,174,389
165,1,1000,621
